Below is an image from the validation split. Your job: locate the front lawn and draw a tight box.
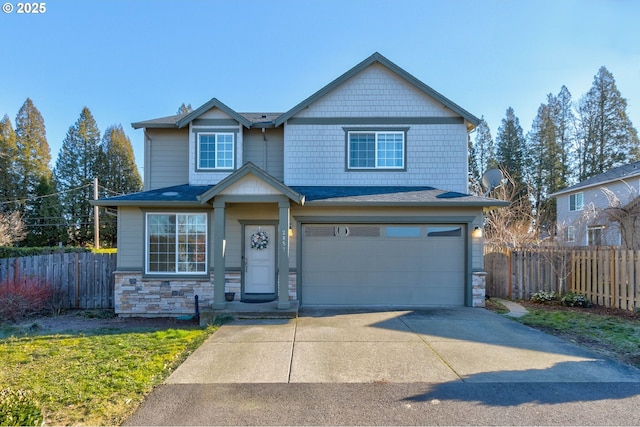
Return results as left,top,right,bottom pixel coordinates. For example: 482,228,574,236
492,301,640,369
0,322,215,425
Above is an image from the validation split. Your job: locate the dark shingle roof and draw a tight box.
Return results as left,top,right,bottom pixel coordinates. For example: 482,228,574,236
95,184,507,208
291,186,505,207
94,184,213,206
551,161,640,197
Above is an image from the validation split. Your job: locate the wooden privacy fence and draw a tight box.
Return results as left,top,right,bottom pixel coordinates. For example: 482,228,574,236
485,246,640,311
0,253,117,309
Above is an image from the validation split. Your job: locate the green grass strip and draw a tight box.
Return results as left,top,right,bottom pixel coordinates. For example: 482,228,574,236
0,326,215,425
518,309,640,368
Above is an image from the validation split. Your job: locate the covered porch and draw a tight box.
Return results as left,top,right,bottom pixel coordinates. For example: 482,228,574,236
198,162,305,311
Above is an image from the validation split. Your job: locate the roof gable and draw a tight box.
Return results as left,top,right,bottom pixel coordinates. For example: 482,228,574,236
198,162,305,204
177,98,251,128
274,52,480,130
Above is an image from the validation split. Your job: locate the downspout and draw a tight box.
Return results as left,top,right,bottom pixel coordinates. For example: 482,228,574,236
143,129,151,190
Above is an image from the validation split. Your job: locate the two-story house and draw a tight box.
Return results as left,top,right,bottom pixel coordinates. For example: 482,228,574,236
95,52,506,317
551,161,640,247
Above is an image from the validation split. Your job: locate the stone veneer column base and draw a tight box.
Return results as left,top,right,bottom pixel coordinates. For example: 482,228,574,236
114,272,214,317
114,270,298,317
472,271,487,308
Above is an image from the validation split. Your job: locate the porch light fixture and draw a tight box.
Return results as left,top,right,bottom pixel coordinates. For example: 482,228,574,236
472,226,483,238
288,225,293,237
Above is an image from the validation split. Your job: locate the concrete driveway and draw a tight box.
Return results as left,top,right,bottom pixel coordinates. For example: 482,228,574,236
126,307,640,426
164,307,640,384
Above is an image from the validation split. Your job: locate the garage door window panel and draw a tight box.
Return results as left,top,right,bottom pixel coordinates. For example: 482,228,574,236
386,226,422,238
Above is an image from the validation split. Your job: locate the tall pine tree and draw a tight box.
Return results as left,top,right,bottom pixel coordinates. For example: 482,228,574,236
471,118,496,178
0,115,19,212
550,86,575,187
97,124,143,247
23,175,66,246
14,98,52,217
495,107,528,188
528,99,563,236
54,107,101,246
576,67,640,181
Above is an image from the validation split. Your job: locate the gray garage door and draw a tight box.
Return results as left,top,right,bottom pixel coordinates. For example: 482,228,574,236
301,224,466,306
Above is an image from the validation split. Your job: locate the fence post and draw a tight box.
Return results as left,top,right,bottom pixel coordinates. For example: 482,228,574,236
74,252,80,309
507,249,512,299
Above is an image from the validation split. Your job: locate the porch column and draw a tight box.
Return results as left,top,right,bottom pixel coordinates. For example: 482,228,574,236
213,200,226,309
277,201,291,309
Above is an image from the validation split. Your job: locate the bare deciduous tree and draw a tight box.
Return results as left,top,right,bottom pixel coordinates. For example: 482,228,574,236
484,169,536,250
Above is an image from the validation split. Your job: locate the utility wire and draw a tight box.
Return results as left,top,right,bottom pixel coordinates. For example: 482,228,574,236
0,183,93,206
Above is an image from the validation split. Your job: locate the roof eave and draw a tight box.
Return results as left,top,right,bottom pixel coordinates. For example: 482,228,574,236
303,200,509,207
91,200,205,208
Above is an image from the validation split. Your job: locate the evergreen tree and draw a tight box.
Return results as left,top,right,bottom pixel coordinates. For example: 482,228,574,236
495,107,528,187
23,175,66,247
177,103,193,115
550,86,575,187
0,114,19,212
53,107,101,246
472,117,496,177
576,67,640,181
14,98,51,215
97,124,143,247
468,135,480,193
528,100,563,236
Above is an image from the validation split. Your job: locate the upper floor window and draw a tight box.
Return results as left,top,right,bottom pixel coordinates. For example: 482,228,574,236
198,132,234,170
569,192,583,211
347,131,405,169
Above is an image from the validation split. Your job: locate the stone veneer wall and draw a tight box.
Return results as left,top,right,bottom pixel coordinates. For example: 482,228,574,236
114,271,298,317
472,271,487,308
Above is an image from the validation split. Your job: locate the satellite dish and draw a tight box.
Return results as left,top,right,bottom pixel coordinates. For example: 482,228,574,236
481,169,503,196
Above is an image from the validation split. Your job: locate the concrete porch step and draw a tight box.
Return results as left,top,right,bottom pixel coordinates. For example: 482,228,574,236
199,300,299,325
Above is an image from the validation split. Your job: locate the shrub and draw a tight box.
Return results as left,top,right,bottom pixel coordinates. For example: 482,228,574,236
0,388,44,427
561,292,591,307
0,246,90,259
0,278,53,322
530,290,558,304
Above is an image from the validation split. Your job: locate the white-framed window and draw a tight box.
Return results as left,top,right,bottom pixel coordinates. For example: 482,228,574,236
566,226,576,243
587,225,604,246
347,131,405,169
197,132,234,169
146,213,207,274
569,192,583,211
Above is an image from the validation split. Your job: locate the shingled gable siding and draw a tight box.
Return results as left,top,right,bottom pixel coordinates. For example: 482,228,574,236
282,64,468,192
145,128,189,190
188,109,244,186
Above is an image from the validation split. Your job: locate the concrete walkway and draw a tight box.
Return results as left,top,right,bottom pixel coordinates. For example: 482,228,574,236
494,298,529,318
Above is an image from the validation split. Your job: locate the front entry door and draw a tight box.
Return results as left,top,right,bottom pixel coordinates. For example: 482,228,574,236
242,225,277,301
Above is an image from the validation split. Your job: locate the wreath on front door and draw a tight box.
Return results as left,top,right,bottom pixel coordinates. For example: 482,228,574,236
250,231,269,250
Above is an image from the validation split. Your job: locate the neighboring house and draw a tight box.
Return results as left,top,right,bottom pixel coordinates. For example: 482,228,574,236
551,161,640,246
95,52,506,317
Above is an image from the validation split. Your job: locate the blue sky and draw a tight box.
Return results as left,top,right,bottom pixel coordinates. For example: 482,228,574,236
1,0,639,177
